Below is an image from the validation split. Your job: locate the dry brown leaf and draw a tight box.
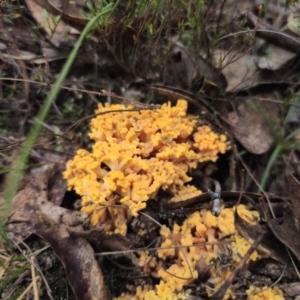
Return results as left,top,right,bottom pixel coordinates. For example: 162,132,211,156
47,0,88,29
36,196,88,228
7,177,109,300
46,155,70,205
24,0,75,48
47,166,67,205
195,256,210,282
7,161,69,242
283,282,300,298
5,161,121,299
258,44,295,70
214,50,260,92
245,11,300,53
171,42,227,95
6,171,50,243
227,100,280,154
34,197,109,300
260,198,300,263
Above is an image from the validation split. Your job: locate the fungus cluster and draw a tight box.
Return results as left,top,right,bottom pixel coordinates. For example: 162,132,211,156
63,99,284,299
246,286,284,300
157,205,260,291
63,100,230,234
115,205,284,300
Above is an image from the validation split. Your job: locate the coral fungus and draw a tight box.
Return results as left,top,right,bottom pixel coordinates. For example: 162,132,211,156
63,100,230,234
63,99,284,299
115,205,275,300
246,285,284,300
157,206,260,294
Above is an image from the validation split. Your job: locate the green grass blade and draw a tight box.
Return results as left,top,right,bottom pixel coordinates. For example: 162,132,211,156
259,144,282,192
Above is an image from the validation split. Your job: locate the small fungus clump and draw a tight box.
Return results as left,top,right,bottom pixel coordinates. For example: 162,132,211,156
115,205,283,300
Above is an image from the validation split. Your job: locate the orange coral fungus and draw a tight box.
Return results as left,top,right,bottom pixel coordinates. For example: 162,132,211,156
157,206,261,295
63,100,230,234
114,205,273,300
246,285,284,300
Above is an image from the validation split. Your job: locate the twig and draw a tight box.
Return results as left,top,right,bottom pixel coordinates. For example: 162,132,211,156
0,78,160,110
211,228,266,300
239,155,276,218
30,256,39,300
16,277,40,300
139,211,195,282
245,11,300,52
95,241,222,256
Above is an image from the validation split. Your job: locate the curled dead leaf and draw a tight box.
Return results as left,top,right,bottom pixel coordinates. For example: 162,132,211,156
34,197,109,300
259,198,300,263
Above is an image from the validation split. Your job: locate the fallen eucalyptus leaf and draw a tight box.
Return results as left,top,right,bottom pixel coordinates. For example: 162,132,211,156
171,42,227,95
227,100,280,154
34,198,109,300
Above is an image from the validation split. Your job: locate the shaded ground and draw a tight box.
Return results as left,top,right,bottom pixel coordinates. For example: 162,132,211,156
2,0,300,299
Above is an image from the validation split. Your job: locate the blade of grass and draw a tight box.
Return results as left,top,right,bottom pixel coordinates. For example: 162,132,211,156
259,144,282,192
0,3,114,229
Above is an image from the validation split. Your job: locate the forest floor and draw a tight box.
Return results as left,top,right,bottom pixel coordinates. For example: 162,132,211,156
2,1,300,299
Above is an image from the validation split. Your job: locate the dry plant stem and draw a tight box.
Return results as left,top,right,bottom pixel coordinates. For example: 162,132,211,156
96,241,222,257
287,247,300,280
211,228,266,300
62,109,152,137
236,96,300,109
206,263,286,297
287,151,300,231
16,277,40,300
31,245,50,256
217,28,300,51
3,78,300,109
0,254,11,278
0,78,156,108
239,155,276,218
245,11,300,52
12,241,53,300
30,256,39,300
102,238,160,270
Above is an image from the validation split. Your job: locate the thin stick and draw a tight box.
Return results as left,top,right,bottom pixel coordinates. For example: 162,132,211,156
30,256,39,300
16,277,40,300
211,228,266,300
12,241,53,300
0,78,160,110
239,155,275,218
139,211,195,282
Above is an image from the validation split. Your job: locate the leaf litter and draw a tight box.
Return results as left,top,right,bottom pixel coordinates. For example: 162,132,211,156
2,0,300,299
